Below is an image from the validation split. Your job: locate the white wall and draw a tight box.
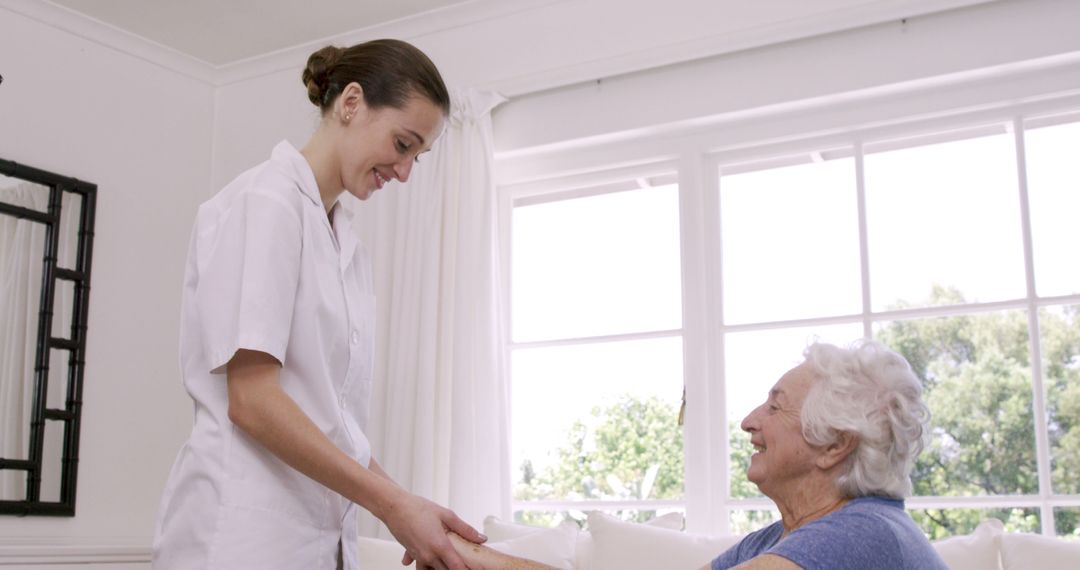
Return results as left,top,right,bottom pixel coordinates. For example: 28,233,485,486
0,4,213,563
210,69,320,192
492,0,1080,171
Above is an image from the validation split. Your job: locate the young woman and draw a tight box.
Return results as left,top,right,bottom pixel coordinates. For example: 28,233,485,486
152,39,485,570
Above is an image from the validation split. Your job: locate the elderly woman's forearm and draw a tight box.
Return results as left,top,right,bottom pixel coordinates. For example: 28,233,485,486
447,533,559,570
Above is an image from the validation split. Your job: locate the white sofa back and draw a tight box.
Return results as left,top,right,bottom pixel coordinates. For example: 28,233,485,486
357,513,1080,570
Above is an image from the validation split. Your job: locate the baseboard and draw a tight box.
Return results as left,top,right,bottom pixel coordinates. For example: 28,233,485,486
0,538,151,565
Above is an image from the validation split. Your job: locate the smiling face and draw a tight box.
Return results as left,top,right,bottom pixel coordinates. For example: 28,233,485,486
740,362,825,499
336,92,446,201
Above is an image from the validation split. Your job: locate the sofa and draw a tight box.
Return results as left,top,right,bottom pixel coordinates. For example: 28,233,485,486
357,511,1080,570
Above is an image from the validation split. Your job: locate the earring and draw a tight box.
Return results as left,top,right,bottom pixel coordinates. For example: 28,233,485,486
344,113,352,122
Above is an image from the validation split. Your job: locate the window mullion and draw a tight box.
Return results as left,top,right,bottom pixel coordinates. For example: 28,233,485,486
1014,115,1056,536
855,140,873,339
703,155,728,536
677,149,722,535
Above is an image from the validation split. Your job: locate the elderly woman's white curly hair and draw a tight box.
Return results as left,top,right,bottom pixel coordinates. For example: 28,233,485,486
799,340,930,499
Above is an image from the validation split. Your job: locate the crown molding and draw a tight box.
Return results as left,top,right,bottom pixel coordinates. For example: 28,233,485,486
479,0,1001,97
210,0,568,87
0,0,218,84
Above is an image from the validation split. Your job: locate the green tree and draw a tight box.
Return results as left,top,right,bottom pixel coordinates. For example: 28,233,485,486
1040,304,1080,537
722,289,1078,538
729,427,760,500
877,287,1079,538
516,289,1080,537
729,425,780,533
514,395,684,523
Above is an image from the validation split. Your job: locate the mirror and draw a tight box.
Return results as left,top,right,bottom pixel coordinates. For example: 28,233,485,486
0,157,96,516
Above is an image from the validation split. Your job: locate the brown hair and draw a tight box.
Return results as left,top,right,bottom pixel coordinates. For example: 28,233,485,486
302,39,450,116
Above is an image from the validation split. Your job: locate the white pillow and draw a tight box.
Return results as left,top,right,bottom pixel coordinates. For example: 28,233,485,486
483,515,567,542
358,525,578,570
357,536,413,570
931,518,1003,570
484,512,683,541
1000,531,1080,570
486,522,579,570
586,511,743,570
482,515,533,541
648,511,687,530
575,512,686,570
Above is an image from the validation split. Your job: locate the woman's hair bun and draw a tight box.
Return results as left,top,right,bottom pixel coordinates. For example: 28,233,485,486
302,45,344,107
300,39,450,116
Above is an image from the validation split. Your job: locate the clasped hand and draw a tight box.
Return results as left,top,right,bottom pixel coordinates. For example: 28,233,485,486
383,492,487,570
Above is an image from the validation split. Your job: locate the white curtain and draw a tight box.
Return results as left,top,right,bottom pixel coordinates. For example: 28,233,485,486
355,89,511,536
0,184,78,500
0,184,47,499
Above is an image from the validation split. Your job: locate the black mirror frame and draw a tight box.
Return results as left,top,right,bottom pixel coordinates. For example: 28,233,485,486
0,158,96,516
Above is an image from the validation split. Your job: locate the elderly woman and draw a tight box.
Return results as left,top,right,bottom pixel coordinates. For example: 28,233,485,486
705,340,948,569
448,341,948,570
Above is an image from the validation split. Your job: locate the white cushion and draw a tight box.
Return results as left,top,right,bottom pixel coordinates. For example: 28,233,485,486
483,515,570,542
483,512,684,569
931,519,1003,570
357,535,413,569
576,513,685,570
486,522,579,570
1000,531,1080,570
358,524,578,570
484,512,683,541
586,511,743,570
644,511,686,530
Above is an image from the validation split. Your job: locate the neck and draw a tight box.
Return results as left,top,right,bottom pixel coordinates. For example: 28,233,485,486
771,480,850,536
300,127,344,214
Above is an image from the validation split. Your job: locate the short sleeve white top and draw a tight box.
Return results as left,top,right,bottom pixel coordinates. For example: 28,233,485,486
153,141,375,570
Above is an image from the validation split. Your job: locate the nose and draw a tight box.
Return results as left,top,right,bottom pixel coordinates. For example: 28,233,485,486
741,405,761,433
394,158,414,183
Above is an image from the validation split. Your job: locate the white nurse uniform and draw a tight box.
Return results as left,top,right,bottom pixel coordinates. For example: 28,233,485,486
152,140,375,570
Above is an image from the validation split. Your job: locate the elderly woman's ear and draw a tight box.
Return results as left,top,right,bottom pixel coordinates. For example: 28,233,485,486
816,431,859,471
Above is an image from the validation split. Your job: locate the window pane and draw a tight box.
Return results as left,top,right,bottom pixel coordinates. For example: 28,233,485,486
724,324,866,435
910,507,1039,540
725,323,864,498
512,184,681,342
513,507,684,527
1055,508,1080,539
513,510,579,528
512,337,684,503
1041,305,1080,495
865,133,1026,310
720,158,861,324
1026,120,1080,297
729,509,779,535
591,507,685,526
875,311,1037,497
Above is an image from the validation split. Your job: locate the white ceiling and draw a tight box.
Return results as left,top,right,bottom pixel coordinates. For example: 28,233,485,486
44,0,474,66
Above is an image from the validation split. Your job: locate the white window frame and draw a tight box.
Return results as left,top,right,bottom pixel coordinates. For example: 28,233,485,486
497,61,1080,536
500,163,687,519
